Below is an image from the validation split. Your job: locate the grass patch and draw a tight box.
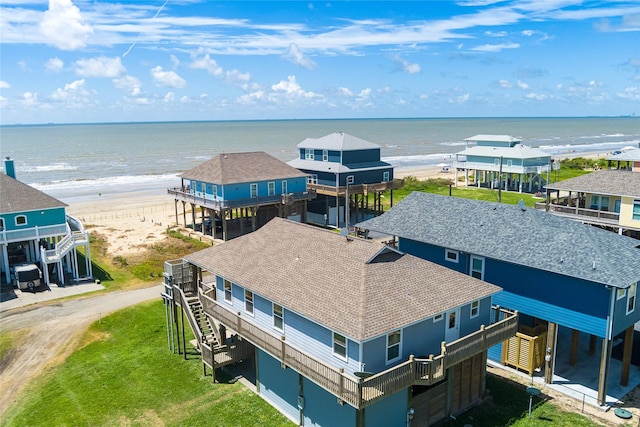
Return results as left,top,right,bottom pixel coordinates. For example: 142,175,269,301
0,300,294,427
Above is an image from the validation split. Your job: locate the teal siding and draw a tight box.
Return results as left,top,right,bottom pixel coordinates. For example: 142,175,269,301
493,291,607,337
191,177,307,201
2,207,66,231
364,389,408,427
257,349,299,423
303,377,355,427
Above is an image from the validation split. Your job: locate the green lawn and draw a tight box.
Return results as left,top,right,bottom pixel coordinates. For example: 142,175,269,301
1,300,294,427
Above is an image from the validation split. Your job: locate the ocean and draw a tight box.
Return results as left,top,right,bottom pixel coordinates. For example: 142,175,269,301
1,117,639,203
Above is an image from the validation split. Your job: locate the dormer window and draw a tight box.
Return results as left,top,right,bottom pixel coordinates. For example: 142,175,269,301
305,149,314,160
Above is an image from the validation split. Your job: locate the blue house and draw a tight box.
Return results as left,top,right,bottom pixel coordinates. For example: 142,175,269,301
1,157,92,288
168,151,315,241
452,135,555,193
287,132,402,228
357,191,640,406
163,218,517,427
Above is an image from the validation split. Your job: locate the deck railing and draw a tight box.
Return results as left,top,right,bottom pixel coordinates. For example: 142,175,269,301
308,179,403,197
453,161,552,174
0,223,69,245
199,288,518,409
534,202,620,224
167,188,315,210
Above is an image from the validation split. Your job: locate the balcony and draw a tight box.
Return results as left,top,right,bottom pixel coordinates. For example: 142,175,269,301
199,283,518,409
167,188,316,211
453,161,552,175
308,179,403,197
534,202,620,226
0,223,69,245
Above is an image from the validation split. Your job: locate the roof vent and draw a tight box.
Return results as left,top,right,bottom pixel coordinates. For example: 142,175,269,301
592,261,596,270
560,256,563,263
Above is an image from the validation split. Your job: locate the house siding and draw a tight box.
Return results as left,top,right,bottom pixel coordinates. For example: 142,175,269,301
302,377,356,427
337,168,394,186
257,349,300,424
342,149,380,164
1,207,66,231
363,389,409,427
612,282,640,337
620,196,640,228
192,177,307,201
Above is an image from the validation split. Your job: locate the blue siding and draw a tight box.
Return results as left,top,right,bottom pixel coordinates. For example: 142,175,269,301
257,349,299,423
459,297,493,337
342,149,380,164
192,177,307,202
2,207,66,231
364,389,408,427
337,168,393,185
303,377,355,427
612,284,640,337
493,291,607,337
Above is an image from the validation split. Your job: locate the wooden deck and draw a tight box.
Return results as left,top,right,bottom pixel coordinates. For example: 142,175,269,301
308,179,402,197
534,201,621,227
167,187,315,211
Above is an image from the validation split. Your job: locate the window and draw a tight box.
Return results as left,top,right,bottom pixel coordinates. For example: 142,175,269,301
212,185,218,198
323,149,328,162
494,159,500,166
0,218,4,231
282,180,287,194
333,332,347,359
633,200,640,221
268,181,275,196
224,280,232,303
627,283,636,315
346,175,355,184
383,171,390,182
273,303,284,331
470,300,480,318
601,196,610,211
307,174,318,185
305,149,314,160
433,313,443,322
470,256,484,280
617,288,626,300
445,249,459,263
386,330,401,363
245,290,254,315
590,195,600,210
250,183,258,198
506,159,513,167
15,215,26,226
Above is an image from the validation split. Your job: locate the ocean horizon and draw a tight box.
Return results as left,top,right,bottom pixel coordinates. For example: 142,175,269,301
1,117,639,204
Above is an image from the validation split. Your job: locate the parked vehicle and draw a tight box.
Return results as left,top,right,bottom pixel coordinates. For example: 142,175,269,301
12,264,43,291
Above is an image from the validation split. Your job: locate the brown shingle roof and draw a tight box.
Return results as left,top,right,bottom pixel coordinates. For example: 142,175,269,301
0,174,67,214
180,151,308,184
545,170,640,198
185,218,500,341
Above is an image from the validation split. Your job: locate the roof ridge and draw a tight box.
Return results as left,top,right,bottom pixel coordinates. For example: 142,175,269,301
583,225,623,287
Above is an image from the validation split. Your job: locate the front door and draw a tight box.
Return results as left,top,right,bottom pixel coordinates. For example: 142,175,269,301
445,308,460,343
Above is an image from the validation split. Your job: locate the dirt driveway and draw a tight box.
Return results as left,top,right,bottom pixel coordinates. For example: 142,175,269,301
0,285,163,415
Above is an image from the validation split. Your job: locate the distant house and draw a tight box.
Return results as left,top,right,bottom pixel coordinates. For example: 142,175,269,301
168,151,315,241
540,149,640,238
357,192,640,406
452,134,555,193
287,132,402,228
163,218,517,427
0,157,92,288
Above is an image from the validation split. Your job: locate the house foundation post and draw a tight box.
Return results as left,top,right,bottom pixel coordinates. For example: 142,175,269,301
621,326,634,386
597,337,612,405
544,322,557,384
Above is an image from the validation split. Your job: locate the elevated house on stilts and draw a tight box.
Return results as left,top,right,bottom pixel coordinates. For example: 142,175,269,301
167,151,315,241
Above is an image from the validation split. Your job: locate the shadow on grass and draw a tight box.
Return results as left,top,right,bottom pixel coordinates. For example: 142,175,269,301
77,251,113,282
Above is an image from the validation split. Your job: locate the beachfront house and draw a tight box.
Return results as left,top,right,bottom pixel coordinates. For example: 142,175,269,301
356,192,640,407
287,132,402,228
167,151,315,241
539,148,640,238
0,157,92,289
452,135,555,193
162,218,518,427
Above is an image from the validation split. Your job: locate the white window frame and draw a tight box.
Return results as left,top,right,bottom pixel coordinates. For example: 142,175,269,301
323,149,328,162
383,171,390,182
633,200,640,221
445,249,459,263
386,330,402,364
470,300,480,318
433,313,443,322
332,332,347,360
346,175,355,184
250,183,258,198
627,283,636,315
273,303,284,332
305,149,314,160
244,290,254,316
212,184,218,198
307,174,318,185
223,279,232,303
15,215,27,226
617,288,626,300
470,256,485,280
282,180,288,194
268,181,275,196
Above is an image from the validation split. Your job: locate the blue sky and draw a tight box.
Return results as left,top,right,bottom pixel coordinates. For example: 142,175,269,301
1,0,639,124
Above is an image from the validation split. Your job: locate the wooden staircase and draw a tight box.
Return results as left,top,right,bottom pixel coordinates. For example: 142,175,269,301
185,296,221,350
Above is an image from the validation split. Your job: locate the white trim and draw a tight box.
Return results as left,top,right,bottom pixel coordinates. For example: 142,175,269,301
433,313,443,322
244,289,254,316
273,303,284,332
305,148,314,160
470,255,485,280
470,300,480,319
250,183,258,198
346,175,355,184
332,332,348,361
385,329,402,364
223,279,232,304
15,215,27,226
445,249,459,263
617,288,626,301
281,180,288,194
323,149,328,162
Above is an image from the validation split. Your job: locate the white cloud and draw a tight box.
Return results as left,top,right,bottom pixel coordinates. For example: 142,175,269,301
170,55,180,69
21,92,40,107
498,79,512,88
191,54,223,76
150,65,186,88
271,75,320,99
45,57,64,72
0,81,10,89
76,56,125,78
358,88,372,99
616,86,640,101
485,30,507,37
339,87,354,97
164,91,175,103
517,80,529,89
521,30,534,36
113,75,142,96
283,43,317,69
50,78,90,102
39,0,92,50
471,43,520,52
525,92,547,101
392,55,421,74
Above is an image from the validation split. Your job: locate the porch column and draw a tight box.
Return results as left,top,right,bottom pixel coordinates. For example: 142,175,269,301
544,322,557,384
570,329,580,366
597,337,612,405
181,201,187,227
2,244,9,284
621,326,634,386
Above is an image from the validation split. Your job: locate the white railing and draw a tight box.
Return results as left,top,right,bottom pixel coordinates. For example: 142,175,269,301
453,161,551,174
0,223,69,244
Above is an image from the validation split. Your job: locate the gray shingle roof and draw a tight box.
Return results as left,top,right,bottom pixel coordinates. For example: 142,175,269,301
606,149,640,161
185,217,500,341
287,159,391,173
464,134,522,144
357,192,640,289
0,174,67,214
545,170,640,198
457,144,551,160
297,132,381,151
180,152,308,184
